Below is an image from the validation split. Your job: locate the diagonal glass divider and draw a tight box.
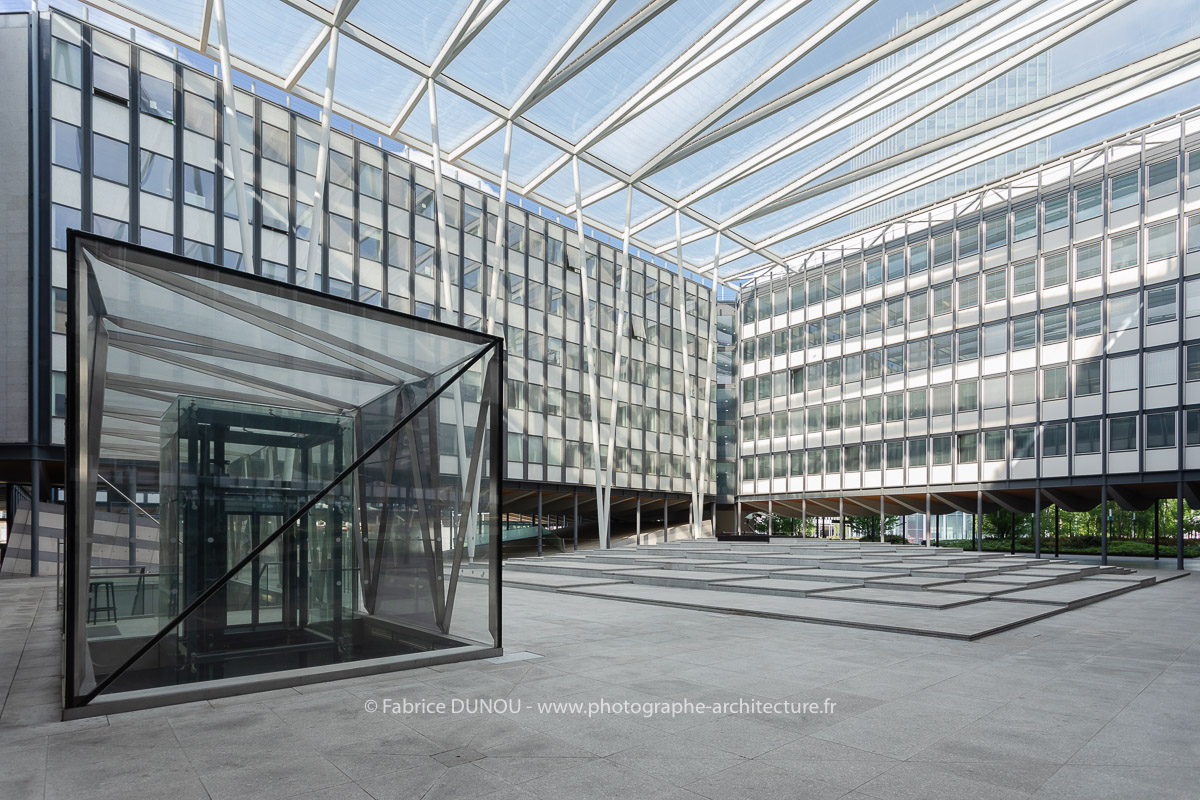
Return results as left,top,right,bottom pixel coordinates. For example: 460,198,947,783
79,340,499,706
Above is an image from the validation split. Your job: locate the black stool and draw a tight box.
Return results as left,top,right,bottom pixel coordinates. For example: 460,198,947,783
88,581,118,624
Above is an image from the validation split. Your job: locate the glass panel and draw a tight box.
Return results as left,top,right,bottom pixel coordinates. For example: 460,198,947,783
67,235,500,708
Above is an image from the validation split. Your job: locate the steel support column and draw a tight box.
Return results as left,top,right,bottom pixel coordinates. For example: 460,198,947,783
1178,481,1185,571
1034,491,1041,559
672,212,699,539
537,490,543,557
213,0,255,274
1101,485,1108,566
599,187,636,548
976,491,982,552
570,157,606,551
663,497,668,540
484,121,513,337
29,465,39,577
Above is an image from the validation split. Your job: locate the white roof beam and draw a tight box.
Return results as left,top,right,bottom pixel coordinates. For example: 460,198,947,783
676,0,1063,213
573,0,777,152
741,41,1200,227
640,0,993,178
518,0,679,112
507,0,620,119
759,58,1200,252
717,0,1137,232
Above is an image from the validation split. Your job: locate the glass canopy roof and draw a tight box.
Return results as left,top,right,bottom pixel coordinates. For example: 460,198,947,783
69,0,1200,282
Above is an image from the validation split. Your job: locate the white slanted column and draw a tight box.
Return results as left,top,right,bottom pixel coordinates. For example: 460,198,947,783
598,187,635,548
484,121,513,338
571,157,606,548
694,236,721,539
427,79,480,557
213,0,255,274
672,213,699,538
302,26,340,289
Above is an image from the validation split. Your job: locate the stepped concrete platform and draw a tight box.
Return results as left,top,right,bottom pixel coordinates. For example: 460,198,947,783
502,539,1182,639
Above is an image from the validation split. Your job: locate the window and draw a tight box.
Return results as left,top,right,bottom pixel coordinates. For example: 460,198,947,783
845,445,861,471
886,441,904,469
959,276,979,308
865,350,882,378
957,380,978,412
1147,222,1177,262
909,243,929,273
932,384,952,416
1147,350,1175,387
985,268,1006,303
93,135,128,184
1075,240,1102,279
886,393,904,422
907,339,927,371
52,204,79,250
845,263,862,293
865,303,882,333
865,256,883,287
1109,354,1138,392
887,297,904,328
1076,182,1102,221
183,165,214,210
807,276,822,305
93,56,128,102
1043,251,1068,288
1111,171,1139,210
1043,308,1067,343
1147,157,1178,198
864,396,882,424
1108,293,1140,332
825,403,841,431
1076,420,1101,454
933,233,953,266
1012,261,1036,295
1189,344,1200,381
1043,424,1067,456
1044,194,1068,231
184,93,214,136
1012,371,1035,405
932,334,953,366
887,251,905,281
909,388,927,419
985,215,1006,250
909,439,927,467
51,121,80,170
958,327,978,361
865,443,882,470
1013,206,1036,241
886,345,904,374
1013,426,1036,459
1075,300,1102,337
984,430,1006,461
1147,286,1177,325
1146,413,1177,450
933,283,953,315
1190,410,1200,446
1190,214,1200,253
932,435,952,465
1110,416,1137,451
1012,316,1036,350
1044,366,1067,400
845,309,862,338
1076,361,1101,395
51,39,81,86
957,433,977,464
909,290,927,320
790,284,805,310
139,150,173,198
138,73,174,120
984,322,1007,356
983,375,1006,409
959,224,980,257
826,447,842,474
1110,231,1139,271
845,399,862,426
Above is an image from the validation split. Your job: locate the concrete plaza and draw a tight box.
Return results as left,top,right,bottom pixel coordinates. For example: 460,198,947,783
1,568,1198,800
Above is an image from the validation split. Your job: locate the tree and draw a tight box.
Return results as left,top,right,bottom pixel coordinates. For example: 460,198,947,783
844,514,904,542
